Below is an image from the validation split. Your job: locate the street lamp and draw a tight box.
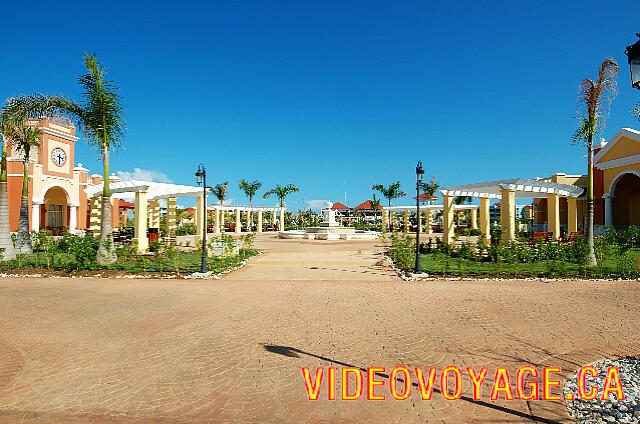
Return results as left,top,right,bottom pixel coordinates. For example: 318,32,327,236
415,160,424,274
625,33,640,90
195,164,208,273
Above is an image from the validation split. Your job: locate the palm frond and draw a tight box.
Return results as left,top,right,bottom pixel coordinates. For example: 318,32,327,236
77,53,124,150
211,181,228,203
574,58,618,146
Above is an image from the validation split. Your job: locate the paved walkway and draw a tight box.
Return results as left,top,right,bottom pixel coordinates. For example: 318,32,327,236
0,235,638,423
227,235,396,281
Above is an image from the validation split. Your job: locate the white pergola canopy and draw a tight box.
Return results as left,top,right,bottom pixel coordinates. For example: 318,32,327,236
84,180,204,200
440,178,584,199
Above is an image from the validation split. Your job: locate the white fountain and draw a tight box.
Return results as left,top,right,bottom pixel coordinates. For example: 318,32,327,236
278,202,380,240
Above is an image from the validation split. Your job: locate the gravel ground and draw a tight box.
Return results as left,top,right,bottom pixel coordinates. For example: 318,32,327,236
565,357,640,423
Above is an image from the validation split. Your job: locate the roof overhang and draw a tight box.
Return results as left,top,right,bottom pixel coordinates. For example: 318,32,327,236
84,180,202,200
441,178,583,199
594,128,640,166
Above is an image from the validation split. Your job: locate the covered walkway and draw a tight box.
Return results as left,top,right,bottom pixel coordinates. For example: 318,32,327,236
440,178,584,244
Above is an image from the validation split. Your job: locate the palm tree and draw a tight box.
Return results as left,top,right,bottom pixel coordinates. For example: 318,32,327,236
420,176,439,205
1,94,80,259
69,53,124,265
211,181,229,206
572,58,618,266
239,179,262,206
12,122,41,252
0,119,16,260
634,103,640,120
263,184,299,208
370,194,381,225
371,182,406,230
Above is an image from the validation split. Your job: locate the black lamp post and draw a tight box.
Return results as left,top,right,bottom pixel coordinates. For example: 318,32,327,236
415,160,424,274
195,164,208,273
625,33,640,90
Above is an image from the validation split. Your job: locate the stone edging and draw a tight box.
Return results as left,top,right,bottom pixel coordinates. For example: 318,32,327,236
380,252,640,283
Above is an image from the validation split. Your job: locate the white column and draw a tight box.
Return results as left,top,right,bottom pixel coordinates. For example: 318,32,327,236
257,210,263,233
235,208,241,234
246,210,252,231
604,194,613,226
443,194,455,245
31,203,41,232
195,195,205,243
213,208,220,234
69,205,77,233
133,190,149,253
279,208,285,231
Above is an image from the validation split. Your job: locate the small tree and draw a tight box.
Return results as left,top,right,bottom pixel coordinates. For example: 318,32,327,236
370,194,381,226
371,182,406,230
572,58,618,266
420,176,439,205
211,181,229,206
239,179,262,206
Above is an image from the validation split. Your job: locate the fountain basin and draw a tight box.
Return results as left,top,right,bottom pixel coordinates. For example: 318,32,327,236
278,227,380,240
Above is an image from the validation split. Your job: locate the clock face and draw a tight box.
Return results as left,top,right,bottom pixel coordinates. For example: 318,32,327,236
51,147,67,167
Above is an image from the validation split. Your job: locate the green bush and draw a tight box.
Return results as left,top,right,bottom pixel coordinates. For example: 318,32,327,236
57,233,99,269
388,233,415,272
176,223,196,236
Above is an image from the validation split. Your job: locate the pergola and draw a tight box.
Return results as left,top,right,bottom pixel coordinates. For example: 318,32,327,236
382,204,479,234
440,178,584,244
209,205,285,234
85,180,287,252
85,180,203,252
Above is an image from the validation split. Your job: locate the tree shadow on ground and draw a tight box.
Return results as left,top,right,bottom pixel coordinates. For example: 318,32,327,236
261,343,563,424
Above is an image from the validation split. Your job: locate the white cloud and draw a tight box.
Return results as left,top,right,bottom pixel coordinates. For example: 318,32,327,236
116,168,173,183
305,199,330,210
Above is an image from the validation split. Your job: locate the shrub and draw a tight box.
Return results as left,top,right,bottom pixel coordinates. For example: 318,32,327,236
176,223,196,236
57,233,99,269
388,233,415,272
240,233,256,250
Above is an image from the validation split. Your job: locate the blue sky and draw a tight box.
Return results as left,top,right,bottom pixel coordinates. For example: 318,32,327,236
2,0,640,209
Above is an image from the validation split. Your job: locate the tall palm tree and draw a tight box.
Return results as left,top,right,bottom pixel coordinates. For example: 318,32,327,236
73,53,124,265
0,94,79,259
211,181,229,206
371,181,406,230
572,58,618,266
239,179,262,207
263,184,299,207
11,122,41,252
0,120,16,260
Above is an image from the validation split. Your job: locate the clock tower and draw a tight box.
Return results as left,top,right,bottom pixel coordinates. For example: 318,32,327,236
6,116,90,233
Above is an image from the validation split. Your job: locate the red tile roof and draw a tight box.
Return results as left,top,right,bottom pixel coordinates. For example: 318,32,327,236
415,193,439,200
118,200,135,209
330,202,350,210
354,200,383,210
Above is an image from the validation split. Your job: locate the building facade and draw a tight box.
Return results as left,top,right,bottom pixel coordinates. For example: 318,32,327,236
5,117,123,234
594,128,640,227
